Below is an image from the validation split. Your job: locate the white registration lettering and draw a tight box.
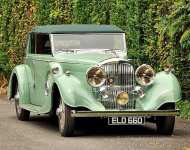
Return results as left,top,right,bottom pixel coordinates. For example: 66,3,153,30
109,117,144,125
112,117,117,124
138,117,143,124
128,117,133,124
121,117,127,124
128,117,143,124
133,117,138,124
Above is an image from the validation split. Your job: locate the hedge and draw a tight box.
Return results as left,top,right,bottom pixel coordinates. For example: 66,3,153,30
0,0,190,98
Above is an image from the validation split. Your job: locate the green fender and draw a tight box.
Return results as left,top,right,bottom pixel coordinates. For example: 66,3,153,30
137,71,181,110
48,62,104,111
53,75,104,111
8,64,32,104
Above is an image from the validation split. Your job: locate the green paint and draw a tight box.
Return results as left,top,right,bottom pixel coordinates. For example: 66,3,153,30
31,24,124,34
8,26,181,114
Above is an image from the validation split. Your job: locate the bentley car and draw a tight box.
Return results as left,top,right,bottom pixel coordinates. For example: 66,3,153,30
8,25,181,136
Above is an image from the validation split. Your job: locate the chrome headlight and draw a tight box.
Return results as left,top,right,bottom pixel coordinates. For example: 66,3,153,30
135,64,155,86
87,67,106,87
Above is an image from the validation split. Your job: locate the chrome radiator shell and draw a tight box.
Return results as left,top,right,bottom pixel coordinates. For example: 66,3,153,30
92,60,136,110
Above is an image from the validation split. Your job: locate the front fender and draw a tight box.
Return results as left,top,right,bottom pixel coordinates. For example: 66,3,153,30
54,74,105,111
8,64,32,104
137,71,181,110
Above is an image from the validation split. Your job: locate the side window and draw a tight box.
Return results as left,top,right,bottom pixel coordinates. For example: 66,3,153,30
29,33,51,54
36,34,51,54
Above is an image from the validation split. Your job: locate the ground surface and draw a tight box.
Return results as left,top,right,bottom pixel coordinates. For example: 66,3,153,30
0,95,190,150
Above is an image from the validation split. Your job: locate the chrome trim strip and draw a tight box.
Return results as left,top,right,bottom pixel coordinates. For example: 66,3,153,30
50,34,55,56
123,34,127,58
97,58,129,66
71,110,179,117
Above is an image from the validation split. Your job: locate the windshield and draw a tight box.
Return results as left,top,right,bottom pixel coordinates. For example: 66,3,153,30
51,33,126,53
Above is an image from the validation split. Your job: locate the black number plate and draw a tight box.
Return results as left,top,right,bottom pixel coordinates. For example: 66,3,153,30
108,116,145,125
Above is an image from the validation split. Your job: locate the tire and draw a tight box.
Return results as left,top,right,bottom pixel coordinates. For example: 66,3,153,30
156,104,175,135
57,99,75,137
14,85,30,121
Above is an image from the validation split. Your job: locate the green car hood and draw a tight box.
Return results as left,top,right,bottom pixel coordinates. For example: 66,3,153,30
54,52,116,65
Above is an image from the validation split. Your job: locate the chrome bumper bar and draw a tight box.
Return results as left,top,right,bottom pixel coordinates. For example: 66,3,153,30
71,109,179,117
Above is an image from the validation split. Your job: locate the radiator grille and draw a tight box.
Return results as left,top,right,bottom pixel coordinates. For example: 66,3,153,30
92,61,136,110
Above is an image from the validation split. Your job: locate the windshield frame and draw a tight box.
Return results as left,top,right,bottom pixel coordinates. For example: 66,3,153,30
50,33,126,56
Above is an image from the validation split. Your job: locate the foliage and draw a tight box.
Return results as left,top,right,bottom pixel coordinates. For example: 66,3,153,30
163,0,190,97
73,0,110,24
1,0,190,99
73,0,94,24
0,50,8,73
0,0,36,75
140,0,190,97
110,0,143,60
36,0,73,25
177,100,190,119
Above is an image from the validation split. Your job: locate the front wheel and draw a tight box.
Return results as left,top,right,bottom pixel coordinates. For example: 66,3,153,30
57,100,75,137
156,116,175,135
14,85,30,121
156,104,175,135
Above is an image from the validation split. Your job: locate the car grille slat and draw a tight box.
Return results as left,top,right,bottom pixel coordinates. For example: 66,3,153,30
92,61,136,110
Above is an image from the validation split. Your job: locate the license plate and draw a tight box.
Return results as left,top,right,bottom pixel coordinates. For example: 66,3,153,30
108,116,145,125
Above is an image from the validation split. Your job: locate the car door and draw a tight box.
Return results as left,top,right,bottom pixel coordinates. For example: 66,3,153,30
26,33,52,106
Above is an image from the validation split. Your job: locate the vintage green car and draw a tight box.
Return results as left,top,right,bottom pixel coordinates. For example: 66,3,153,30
8,24,181,137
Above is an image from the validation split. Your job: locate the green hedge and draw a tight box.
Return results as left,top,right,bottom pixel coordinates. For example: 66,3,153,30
177,100,190,119
0,0,190,98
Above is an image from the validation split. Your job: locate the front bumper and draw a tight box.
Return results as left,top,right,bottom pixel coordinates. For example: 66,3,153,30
71,109,179,117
